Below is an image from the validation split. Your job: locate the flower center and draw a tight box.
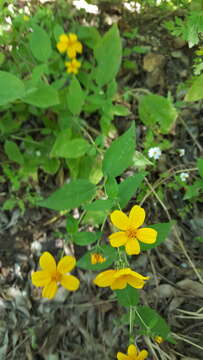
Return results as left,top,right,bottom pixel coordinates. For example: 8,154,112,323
51,271,62,283
126,228,137,239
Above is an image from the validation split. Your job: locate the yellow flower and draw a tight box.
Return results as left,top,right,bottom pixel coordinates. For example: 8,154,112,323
91,253,106,265
117,344,148,360
109,205,157,255
31,252,80,299
66,33,83,59
23,15,29,21
154,336,164,344
56,33,82,58
93,268,149,290
65,59,81,74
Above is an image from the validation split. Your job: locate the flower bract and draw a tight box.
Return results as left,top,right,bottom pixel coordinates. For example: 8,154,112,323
109,205,157,255
117,344,148,360
65,59,81,74
31,252,80,299
93,268,149,290
91,253,106,265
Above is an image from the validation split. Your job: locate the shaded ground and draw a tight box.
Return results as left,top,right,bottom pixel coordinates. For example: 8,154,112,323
1,3,203,360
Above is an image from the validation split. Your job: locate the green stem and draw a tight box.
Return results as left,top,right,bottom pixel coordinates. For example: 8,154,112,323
129,306,134,342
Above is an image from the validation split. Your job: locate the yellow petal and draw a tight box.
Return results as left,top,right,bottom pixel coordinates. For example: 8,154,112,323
125,238,140,255
115,268,148,280
75,41,82,53
129,205,145,229
59,34,69,42
42,281,57,299
68,33,78,42
114,268,132,278
67,46,77,59
117,352,129,360
57,41,67,53
137,350,148,360
109,232,128,247
57,256,76,274
111,276,127,290
93,270,116,287
126,275,146,289
110,210,130,230
127,344,138,356
60,274,80,291
31,270,51,286
136,228,157,244
39,252,56,273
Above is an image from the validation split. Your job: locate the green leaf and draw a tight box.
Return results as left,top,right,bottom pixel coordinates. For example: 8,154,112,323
118,172,146,209
53,24,64,42
105,176,119,199
112,104,130,116
103,122,135,177
185,74,203,102
39,179,96,211
138,94,177,134
29,25,52,62
66,215,78,234
94,24,122,86
133,151,152,169
197,158,203,178
194,236,203,243
135,306,172,341
51,136,90,158
0,71,25,105
140,222,173,251
23,83,59,108
67,77,85,115
73,231,100,246
84,199,114,212
116,285,139,307
82,210,107,226
41,158,60,175
183,180,203,200
77,245,116,270
78,26,101,49
4,141,24,165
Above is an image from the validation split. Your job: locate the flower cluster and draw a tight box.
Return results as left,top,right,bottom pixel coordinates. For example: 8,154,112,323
57,33,82,74
31,204,157,358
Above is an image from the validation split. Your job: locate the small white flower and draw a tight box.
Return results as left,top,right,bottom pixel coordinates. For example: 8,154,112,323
36,151,41,157
178,149,185,157
180,172,189,182
148,147,162,160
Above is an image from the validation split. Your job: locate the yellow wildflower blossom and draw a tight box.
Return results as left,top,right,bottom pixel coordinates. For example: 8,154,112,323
31,252,80,299
56,33,82,58
65,59,81,74
94,268,149,291
23,15,29,21
109,205,157,255
91,253,106,265
117,344,148,360
154,336,164,344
